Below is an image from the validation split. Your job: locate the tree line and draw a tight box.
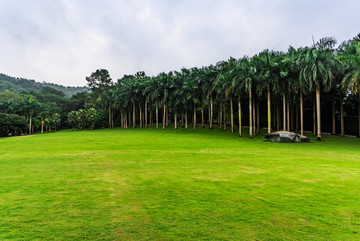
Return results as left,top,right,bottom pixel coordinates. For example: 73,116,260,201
0,87,87,136
1,34,359,139
0,73,88,98
84,35,360,140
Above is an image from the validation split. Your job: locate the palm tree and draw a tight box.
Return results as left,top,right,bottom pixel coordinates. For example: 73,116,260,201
189,68,201,130
240,57,257,138
292,47,309,136
146,76,162,129
67,111,77,131
133,71,148,128
203,65,218,129
101,87,115,128
179,68,198,129
298,37,342,140
255,50,280,134
21,96,40,135
342,40,360,137
39,111,49,133
232,57,249,137
114,78,129,129
213,61,227,131
169,71,184,129
76,109,86,130
217,57,238,133
155,72,171,129
52,113,61,132
194,67,209,128
120,75,137,128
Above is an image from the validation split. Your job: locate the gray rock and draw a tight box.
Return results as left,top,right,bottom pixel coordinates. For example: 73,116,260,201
264,131,309,143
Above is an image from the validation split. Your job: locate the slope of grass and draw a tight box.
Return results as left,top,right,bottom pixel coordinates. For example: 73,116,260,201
0,126,359,240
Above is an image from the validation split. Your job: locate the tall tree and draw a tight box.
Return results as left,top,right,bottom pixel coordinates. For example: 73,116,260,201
298,37,342,140
341,38,360,137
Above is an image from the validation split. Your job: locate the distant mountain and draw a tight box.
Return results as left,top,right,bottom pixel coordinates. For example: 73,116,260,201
0,73,88,98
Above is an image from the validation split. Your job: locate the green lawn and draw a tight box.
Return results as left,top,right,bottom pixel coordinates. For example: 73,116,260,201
0,126,359,240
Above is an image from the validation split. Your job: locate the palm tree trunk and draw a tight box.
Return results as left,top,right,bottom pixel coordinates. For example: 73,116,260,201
340,92,344,137
267,87,271,133
313,97,316,135
128,108,131,128
229,106,231,127
163,102,166,129
287,93,290,131
156,100,159,128
121,112,123,128
283,93,286,130
166,102,169,127
218,108,220,126
272,102,276,129
331,94,336,135
249,90,253,138
185,110,188,129
29,112,32,135
253,97,256,136
174,111,177,129
139,103,143,128
125,112,128,129
145,99,148,128
112,106,114,128
277,101,280,131
201,100,204,128
219,104,222,129
150,102,152,126
122,112,124,129
41,122,44,134
210,95,213,129
296,101,299,132
109,105,111,128
193,101,197,129
238,96,242,137
208,98,211,126
316,84,321,141
256,100,260,134
230,98,234,133
291,104,294,131
133,102,136,128
181,110,184,128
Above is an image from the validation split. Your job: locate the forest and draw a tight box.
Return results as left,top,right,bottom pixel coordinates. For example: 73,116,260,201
1,35,359,139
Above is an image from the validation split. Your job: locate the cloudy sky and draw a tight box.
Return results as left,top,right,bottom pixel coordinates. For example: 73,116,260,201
0,0,359,86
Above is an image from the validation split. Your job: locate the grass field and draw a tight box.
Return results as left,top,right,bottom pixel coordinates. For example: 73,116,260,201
0,126,360,240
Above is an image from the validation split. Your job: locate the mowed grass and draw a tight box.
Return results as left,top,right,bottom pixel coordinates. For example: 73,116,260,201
0,126,360,240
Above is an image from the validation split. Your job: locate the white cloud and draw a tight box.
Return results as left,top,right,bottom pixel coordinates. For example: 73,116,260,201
0,0,358,86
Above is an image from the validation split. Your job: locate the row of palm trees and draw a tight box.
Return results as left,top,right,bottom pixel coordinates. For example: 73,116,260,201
89,35,360,140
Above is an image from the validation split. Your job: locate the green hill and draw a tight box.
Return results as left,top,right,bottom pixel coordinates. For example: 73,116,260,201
0,73,88,98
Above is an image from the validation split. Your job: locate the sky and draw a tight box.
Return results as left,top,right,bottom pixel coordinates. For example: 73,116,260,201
0,0,359,87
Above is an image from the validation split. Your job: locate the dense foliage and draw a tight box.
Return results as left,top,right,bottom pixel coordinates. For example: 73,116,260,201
0,89,88,136
0,113,27,136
